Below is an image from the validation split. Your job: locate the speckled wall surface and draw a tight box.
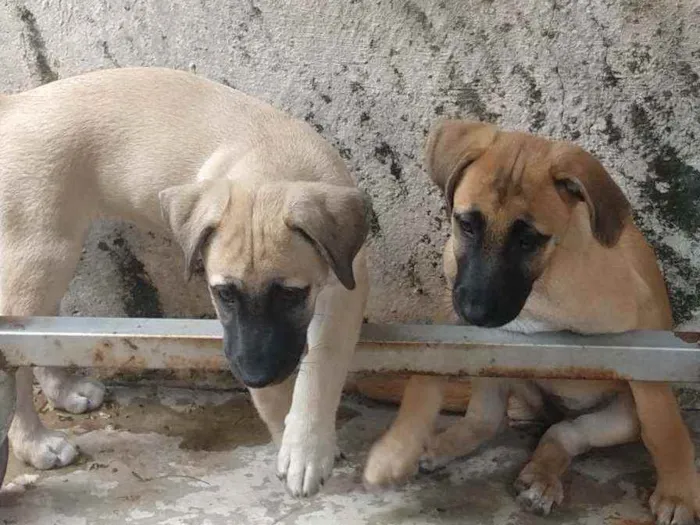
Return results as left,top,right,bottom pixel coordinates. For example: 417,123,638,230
0,0,698,324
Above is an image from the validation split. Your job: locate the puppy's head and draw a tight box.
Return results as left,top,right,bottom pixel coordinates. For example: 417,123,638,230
426,119,630,327
159,178,369,388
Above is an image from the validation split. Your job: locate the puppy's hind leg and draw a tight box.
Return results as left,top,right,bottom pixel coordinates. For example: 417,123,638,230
3,228,98,469
33,366,105,415
11,367,79,469
515,390,640,516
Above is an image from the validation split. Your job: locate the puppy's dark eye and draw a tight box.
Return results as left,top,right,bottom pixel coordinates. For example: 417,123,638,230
460,219,474,236
455,212,481,238
215,285,239,304
516,226,550,253
272,284,310,304
519,233,537,251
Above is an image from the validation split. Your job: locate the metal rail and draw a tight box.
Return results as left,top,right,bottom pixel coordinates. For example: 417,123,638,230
0,316,698,382
0,316,698,488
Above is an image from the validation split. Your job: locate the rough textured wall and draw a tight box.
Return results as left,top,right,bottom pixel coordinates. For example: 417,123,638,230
0,0,698,324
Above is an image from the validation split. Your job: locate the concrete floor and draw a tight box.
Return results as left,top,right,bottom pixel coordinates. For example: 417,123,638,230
1,385,697,525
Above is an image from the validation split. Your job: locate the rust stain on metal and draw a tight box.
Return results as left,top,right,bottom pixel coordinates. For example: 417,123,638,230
354,368,448,377
119,355,147,370
91,341,146,371
179,337,222,349
675,331,700,344
354,366,627,381
0,317,27,330
165,354,227,371
475,366,628,381
123,338,138,351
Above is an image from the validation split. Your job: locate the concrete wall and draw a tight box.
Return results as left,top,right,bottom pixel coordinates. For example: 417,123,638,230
0,0,698,324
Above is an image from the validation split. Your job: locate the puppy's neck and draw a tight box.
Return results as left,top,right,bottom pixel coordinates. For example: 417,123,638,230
197,140,346,187
196,147,272,185
521,206,674,332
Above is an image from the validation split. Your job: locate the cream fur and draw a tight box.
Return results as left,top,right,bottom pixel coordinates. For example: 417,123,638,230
0,67,368,497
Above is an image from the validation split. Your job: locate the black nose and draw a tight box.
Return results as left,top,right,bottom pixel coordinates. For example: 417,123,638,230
454,285,499,327
233,351,301,389
240,372,278,389
459,302,492,327
237,364,294,389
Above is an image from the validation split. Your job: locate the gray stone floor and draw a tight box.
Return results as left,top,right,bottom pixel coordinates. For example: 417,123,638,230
1,384,696,525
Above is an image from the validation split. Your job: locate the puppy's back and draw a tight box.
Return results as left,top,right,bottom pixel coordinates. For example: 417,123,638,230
0,68,352,224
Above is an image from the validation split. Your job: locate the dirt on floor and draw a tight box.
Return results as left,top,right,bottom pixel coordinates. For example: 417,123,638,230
2,385,694,525
6,386,360,482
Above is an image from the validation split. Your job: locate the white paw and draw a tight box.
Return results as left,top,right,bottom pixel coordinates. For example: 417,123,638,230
277,418,336,498
12,428,79,470
50,378,105,414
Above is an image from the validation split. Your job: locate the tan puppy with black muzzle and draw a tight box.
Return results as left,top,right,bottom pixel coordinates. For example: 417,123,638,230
364,120,700,524
0,67,370,497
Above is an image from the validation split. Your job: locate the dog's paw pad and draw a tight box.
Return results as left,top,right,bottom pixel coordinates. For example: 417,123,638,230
514,465,563,516
13,429,79,470
52,378,105,414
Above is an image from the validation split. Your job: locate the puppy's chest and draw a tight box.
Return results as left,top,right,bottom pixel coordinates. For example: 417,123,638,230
502,314,627,418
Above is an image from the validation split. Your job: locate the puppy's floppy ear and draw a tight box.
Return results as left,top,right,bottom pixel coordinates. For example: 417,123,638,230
159,179,231,280
424,119,497,212
284,182,371,290
551,144,630,247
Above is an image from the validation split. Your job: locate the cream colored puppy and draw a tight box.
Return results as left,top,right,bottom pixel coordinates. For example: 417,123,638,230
0,67,370,497
364,120,700,524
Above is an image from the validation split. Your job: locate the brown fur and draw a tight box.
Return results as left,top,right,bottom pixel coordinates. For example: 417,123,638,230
363,120,698,524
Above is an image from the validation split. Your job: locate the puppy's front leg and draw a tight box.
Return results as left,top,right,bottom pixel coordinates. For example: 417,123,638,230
277,253,368,497
420,377,509,471
249,375,295,446
363,375,446,486
629,381,700,525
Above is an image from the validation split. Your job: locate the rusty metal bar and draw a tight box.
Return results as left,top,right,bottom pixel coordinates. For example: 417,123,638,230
0,316,698,382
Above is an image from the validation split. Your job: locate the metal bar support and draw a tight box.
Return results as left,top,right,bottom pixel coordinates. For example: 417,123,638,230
0,316,698,382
